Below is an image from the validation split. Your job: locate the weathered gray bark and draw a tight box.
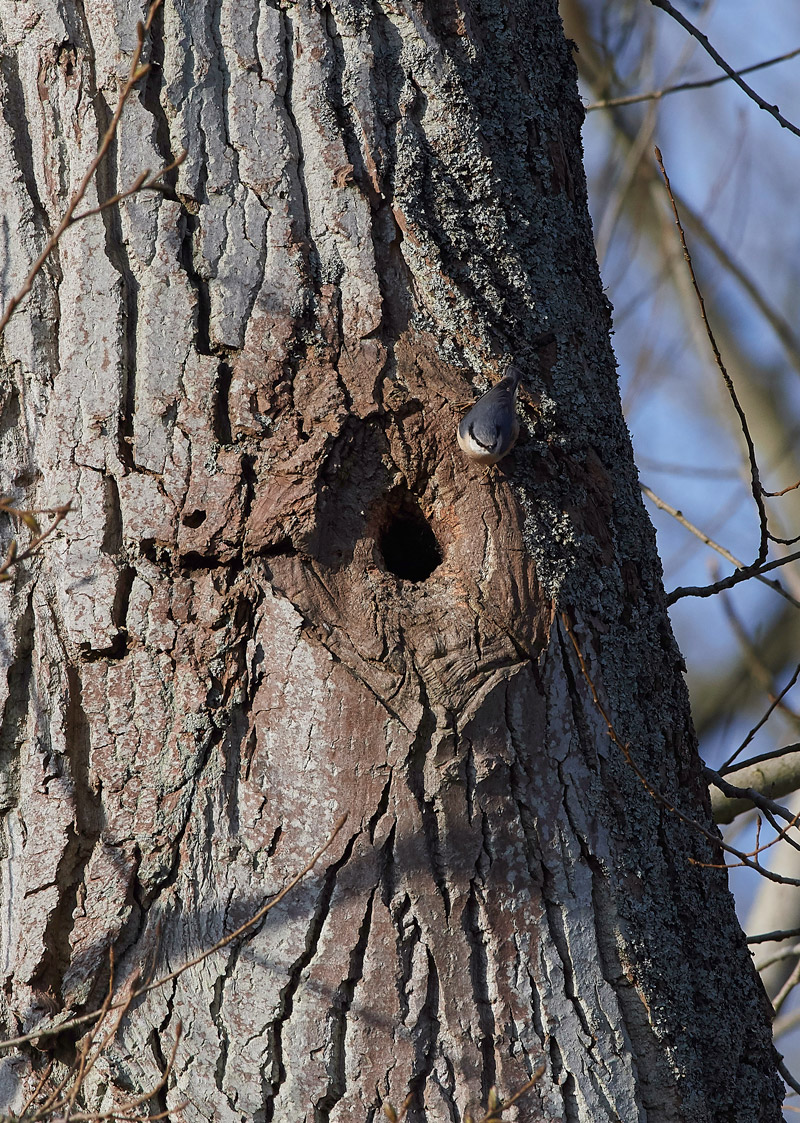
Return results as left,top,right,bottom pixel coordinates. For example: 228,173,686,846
0,0,781,1120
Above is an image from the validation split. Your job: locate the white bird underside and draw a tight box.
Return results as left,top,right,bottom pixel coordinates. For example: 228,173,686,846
456,368,523,464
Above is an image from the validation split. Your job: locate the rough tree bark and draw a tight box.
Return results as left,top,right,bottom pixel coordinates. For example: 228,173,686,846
0,0,782,1120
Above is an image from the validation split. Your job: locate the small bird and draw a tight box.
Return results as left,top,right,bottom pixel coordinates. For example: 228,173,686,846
456,365,523,465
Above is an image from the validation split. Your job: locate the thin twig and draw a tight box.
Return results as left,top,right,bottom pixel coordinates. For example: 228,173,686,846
774,1006,800,1041
754,942,800,973
18,1061,54,1116
586,46,800,111
717,581,800,719
748,927,800,945
649,0,800,139
706,767,795,826
560,613,800,883
0,813,348,1052
780,1059,800,1098
722,662,800,771
640,484,800,607
0,0,167,338
0,503,71,582
671,562,800,608
71,151,187,222
772,957,800,1016
767,527,800,548
35,1027,184,1122
35,957,119,1119
723,743,800,777
654,147,769,564
766,478,800,498
711,793,800,860
135,812,348,1000
706,767,800,848
477,1067,545,1122
583,38,800,384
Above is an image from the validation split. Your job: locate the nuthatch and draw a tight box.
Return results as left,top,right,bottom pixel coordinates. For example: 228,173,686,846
456,365,523,465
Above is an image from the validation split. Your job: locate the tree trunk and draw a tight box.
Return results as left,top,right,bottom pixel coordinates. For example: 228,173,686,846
0,1,781,1120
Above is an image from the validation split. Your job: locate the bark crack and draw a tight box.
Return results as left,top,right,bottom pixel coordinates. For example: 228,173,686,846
404,685,451,918
367,772,393,843
263,828,359,1121
541,856,594,1047
210,0,235,157
0,590,34,822
68,19,147,474
210,970,230,1093
149,974,178,1119
314,885,377,1121
0,51,50,239
178,207,212,357
463,878,496,1101
549,1036,580,1123
138,3,175,183
36,665,103,1002
392,894,417,1024
213,361,234,445
279,7,316,274
407,946,440,1113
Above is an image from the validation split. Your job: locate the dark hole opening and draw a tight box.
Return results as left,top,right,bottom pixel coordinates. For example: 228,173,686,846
182,509,207,528
379,492,442,582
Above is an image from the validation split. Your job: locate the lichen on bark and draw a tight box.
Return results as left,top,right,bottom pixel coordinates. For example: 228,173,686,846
0,0,781,1120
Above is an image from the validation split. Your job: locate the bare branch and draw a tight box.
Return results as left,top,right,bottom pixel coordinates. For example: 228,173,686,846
782,1060,800,1096
18,1061,54,1117
722,743,800,777
754,943,800,973
654,148,769,564
0,813,348,1052
722,662,800,771
780,1059,800,1098
29,1025,184,1122
57,1025,183,1121
475,1068,546,1122
766,478,800,499
0,0,176,339
640,484,800,608
748,927,800,945
586,46,800,112
707,759,800,826
649,0,800,139
0,502,71,583
772,957,800,1016
71,151,188,223
560,614,800,884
